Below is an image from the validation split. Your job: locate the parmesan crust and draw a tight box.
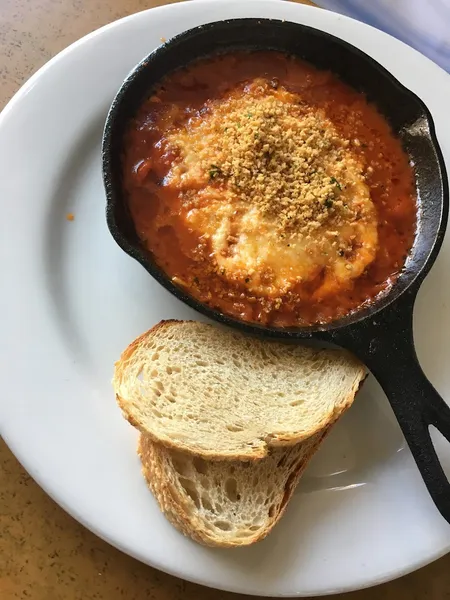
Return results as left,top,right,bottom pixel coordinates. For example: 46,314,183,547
164,79,378,299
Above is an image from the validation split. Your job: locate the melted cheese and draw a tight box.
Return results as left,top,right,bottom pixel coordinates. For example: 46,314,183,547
164,81,379,301
185,162,378,299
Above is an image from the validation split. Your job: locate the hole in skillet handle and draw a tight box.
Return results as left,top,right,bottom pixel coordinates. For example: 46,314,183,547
327,288,450,526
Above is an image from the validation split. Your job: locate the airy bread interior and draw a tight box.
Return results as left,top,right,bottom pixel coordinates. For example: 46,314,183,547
114,320,365,459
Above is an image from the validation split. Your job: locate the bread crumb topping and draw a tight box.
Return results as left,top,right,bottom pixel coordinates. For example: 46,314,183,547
168,79,367,238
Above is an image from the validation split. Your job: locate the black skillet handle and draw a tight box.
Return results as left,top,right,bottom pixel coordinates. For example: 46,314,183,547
336,290,450,523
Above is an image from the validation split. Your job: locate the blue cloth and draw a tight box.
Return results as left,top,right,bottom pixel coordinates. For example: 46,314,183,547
315,0,450,72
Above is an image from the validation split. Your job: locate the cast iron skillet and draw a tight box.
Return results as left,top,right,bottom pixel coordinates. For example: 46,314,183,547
103,19,450,524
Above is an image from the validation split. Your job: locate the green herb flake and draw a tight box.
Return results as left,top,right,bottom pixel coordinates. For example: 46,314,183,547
209,164,222,180
330,177,342,190
324,198,334,209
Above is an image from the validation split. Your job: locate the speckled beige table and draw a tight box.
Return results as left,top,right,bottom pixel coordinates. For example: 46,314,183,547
2,1,450,598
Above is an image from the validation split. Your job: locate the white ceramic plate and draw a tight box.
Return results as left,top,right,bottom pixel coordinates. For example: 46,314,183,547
1,1,450,596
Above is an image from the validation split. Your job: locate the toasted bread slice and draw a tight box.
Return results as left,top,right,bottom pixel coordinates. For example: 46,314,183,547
138,429,329,547
114,320,365,459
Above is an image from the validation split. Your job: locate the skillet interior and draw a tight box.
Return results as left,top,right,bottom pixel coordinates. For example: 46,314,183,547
103,18,448,338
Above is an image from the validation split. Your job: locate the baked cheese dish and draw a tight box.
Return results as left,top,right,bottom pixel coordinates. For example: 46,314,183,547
166,81,378,301
123,51,416,326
